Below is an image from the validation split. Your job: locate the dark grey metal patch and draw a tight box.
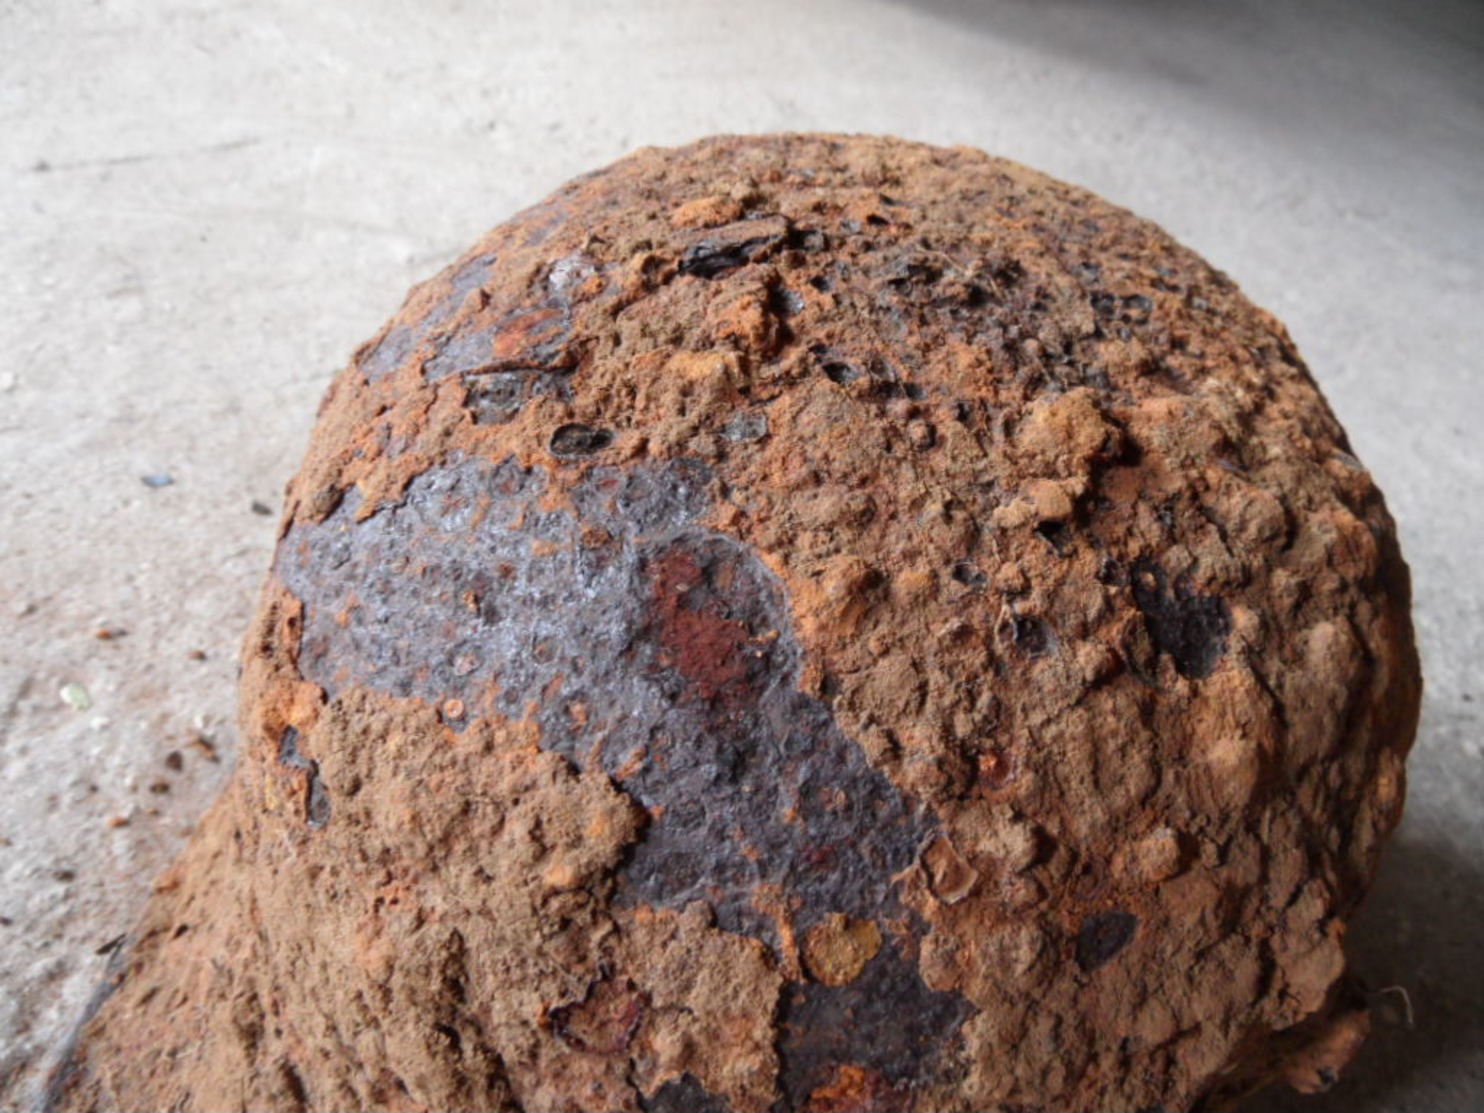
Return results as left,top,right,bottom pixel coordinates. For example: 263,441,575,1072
778,940,973,1111
359,252,500,383
1129,558,1230,680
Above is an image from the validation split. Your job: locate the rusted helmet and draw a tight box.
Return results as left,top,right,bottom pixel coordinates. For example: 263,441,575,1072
49,135,1418,1113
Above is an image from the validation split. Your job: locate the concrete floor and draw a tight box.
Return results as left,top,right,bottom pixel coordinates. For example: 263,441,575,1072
1,0,1480,1108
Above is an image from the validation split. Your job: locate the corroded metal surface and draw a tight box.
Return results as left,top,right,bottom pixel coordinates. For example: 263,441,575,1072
48,133,1419,1113
278,454,964,1103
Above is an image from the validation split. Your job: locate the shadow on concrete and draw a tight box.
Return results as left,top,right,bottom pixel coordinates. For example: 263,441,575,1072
883,0,1484,143
884,0,1484,80
1252,826,1484,1111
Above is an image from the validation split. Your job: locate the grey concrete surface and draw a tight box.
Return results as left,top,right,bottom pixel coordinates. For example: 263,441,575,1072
1,0,1480,1108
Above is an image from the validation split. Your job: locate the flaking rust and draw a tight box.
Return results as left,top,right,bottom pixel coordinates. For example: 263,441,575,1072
48,135,1419,1113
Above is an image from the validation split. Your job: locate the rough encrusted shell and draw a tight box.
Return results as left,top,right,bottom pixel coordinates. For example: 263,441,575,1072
48,134,1419,1113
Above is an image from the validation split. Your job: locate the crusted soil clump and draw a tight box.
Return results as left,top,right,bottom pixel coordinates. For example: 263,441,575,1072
47,134,1420,1113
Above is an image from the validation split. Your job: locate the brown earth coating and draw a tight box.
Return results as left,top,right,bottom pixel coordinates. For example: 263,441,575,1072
46,134,1420,1112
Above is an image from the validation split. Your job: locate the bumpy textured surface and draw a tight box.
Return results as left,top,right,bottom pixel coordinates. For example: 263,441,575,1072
46,134,1420,1113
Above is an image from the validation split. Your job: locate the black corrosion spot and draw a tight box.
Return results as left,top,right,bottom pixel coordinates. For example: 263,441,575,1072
1096,555,1125,587
767,284,805,318
1007,614,1056,658
677,216,789,278
1090,290,1153,325
549,423,614,457
277,727,330,830
951,562,986,588
812,346,921,399
788,225,829,254
880,251,951,309
1035,519,1073,557
1076,910,1138,972
1129,559,1230,679
278,1060,310,1110
821,359,863,386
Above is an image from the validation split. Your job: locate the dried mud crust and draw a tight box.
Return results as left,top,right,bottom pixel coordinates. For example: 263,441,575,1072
47,134,1419,1113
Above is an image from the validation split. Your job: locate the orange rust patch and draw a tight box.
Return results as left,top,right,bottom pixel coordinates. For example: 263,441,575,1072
803,914,883,987
806,1064,911,1112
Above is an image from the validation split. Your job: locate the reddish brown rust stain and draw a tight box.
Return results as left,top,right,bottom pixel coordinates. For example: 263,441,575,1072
648,546,760,706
